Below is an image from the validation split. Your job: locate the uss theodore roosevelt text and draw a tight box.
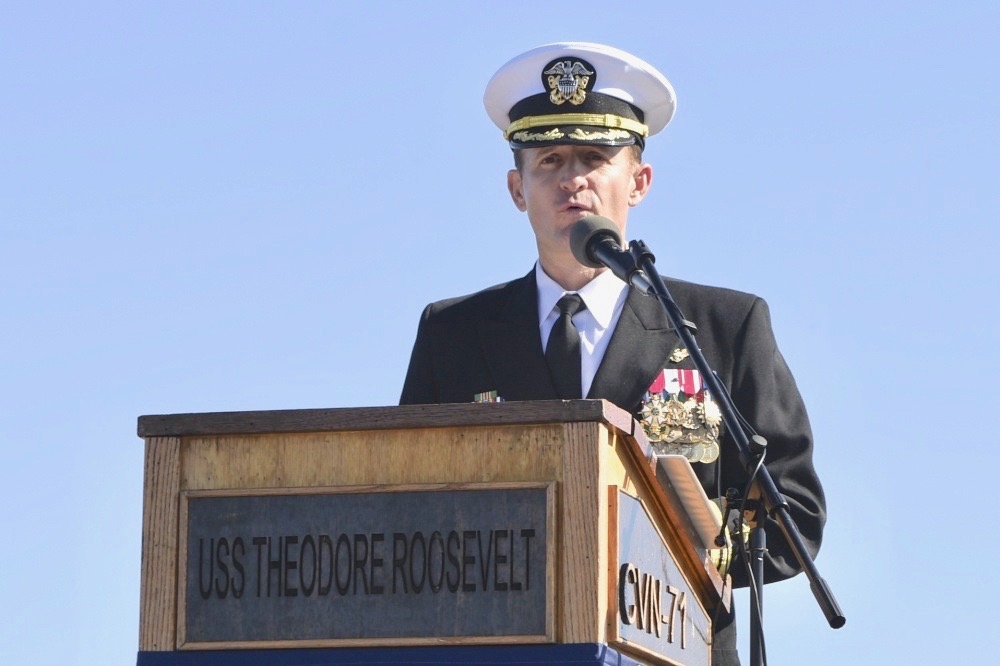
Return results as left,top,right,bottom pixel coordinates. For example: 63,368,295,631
181,486,551,644
197,528,537,600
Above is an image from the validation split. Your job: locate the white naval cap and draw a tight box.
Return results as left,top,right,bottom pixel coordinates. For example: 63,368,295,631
483,42,676,149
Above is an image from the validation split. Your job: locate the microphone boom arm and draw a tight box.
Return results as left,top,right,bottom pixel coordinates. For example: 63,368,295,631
629,239,845,633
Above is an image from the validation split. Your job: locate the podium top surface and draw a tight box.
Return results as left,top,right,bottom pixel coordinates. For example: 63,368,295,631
137,399,642,442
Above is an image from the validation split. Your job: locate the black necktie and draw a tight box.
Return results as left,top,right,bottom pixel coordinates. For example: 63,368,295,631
545,294,586,399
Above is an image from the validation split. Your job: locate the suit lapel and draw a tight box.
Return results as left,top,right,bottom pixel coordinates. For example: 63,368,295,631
478,271,559,401
588,287,680,411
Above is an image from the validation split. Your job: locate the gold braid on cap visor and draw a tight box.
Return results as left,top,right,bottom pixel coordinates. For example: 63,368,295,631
503,113,649,140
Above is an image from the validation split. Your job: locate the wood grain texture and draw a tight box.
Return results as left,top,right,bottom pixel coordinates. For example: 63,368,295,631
138,400,638,439
605,487,621,644
139,436,180,651
179,424,569,491
557,422,607,644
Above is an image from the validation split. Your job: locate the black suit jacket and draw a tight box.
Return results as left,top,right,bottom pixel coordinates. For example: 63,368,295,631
400,270,825,661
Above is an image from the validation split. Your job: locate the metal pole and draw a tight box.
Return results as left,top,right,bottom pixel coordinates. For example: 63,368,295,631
749,523,767,666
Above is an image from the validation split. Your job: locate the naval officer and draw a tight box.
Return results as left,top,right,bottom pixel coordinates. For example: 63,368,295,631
400,42,825,665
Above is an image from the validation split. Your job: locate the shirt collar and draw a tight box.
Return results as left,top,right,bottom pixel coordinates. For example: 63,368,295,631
535,262,628,329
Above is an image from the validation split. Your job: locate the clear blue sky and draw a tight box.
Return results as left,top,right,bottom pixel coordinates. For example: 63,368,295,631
2,2,997,664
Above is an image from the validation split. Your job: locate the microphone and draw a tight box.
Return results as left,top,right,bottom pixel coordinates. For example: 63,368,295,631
570,215,653,294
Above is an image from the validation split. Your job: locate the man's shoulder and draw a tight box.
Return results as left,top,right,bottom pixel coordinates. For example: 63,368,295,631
663,276,762,314
420,271,534,322
652,277,777,345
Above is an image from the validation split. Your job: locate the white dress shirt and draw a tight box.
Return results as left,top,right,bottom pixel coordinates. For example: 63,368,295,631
535,263,629,398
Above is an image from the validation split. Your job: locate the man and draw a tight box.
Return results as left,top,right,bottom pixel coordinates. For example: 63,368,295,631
400,42,825,665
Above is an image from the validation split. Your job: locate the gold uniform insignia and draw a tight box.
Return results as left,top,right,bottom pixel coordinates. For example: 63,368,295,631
567,128,632,142
510,128,566,143
543,60,594,105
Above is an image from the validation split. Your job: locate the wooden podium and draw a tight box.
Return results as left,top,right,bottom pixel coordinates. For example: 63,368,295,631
137,400,728,665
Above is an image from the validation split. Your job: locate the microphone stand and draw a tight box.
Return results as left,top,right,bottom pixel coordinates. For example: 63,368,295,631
628,240,845,665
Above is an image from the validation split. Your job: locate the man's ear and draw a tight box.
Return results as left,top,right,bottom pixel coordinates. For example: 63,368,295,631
628,163,654,207
507,169,527,212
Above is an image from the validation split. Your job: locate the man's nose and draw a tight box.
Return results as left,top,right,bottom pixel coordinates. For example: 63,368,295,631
559,160,588,192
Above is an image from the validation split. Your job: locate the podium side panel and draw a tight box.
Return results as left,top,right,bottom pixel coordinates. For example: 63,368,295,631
140,436,180,650
609,432,725,613
559,422,609,644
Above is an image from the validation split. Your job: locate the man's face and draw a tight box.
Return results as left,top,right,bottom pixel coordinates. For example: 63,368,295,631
507,144,652,266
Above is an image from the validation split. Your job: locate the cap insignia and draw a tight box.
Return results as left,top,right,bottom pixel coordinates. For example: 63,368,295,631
543,58,595,106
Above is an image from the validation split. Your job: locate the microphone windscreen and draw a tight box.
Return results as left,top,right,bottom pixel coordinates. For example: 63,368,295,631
570,215,621,268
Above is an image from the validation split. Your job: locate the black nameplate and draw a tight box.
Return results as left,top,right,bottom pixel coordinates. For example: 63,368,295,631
179,484,552,647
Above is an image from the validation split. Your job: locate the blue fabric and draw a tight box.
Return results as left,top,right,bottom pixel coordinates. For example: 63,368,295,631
137,643,646,665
